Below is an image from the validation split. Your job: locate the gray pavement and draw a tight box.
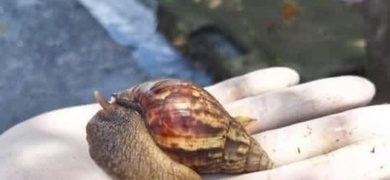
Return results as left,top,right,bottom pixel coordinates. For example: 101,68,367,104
0,0,210,133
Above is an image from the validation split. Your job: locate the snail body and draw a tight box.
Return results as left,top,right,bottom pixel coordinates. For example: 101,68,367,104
86,79,273,180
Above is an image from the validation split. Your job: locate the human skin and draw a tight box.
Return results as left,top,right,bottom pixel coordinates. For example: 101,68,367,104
1,67,389,180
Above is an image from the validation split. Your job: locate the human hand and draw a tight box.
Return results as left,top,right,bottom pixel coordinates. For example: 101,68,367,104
0,67,385,180
205,72,390,180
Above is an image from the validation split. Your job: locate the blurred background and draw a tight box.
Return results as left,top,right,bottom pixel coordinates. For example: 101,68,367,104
0,0,389,133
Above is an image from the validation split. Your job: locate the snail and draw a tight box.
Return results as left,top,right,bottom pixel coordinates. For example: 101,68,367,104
86,79,274,180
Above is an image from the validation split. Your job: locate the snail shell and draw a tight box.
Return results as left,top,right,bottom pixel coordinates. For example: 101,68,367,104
86,79,274,180
112,79,273,173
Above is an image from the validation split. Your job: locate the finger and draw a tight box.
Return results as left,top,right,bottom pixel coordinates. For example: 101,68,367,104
204,138,390,180
205,67,299,104
253,105,390,166
225,76,375,133
268,138,390,180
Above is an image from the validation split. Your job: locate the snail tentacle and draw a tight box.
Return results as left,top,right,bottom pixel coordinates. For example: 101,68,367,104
94,91,111,111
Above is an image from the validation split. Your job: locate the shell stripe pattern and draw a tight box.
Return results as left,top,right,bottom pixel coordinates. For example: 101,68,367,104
114,79,256,173
220,120,251,173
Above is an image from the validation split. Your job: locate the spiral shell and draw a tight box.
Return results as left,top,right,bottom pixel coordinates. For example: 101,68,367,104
113,79,273,173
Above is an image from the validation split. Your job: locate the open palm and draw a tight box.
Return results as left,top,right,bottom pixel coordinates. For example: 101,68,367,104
1,67,388,180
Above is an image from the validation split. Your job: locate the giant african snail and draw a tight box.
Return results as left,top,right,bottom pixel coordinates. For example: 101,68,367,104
86,79,274,180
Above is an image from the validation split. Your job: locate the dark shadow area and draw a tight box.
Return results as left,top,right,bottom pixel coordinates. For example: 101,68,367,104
187,25,246,82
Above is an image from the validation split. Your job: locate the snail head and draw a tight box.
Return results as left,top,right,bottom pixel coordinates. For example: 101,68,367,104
88,91,143,179
87,90,201,180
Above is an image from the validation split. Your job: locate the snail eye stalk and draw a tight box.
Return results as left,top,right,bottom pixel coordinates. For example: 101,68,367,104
112,95,145,117
94,91,111,110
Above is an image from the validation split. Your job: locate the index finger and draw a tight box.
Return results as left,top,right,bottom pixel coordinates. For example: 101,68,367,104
226,76,375,134
205,67,299,104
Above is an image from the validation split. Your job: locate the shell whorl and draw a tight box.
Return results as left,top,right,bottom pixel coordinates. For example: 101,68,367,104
113,79,273,173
